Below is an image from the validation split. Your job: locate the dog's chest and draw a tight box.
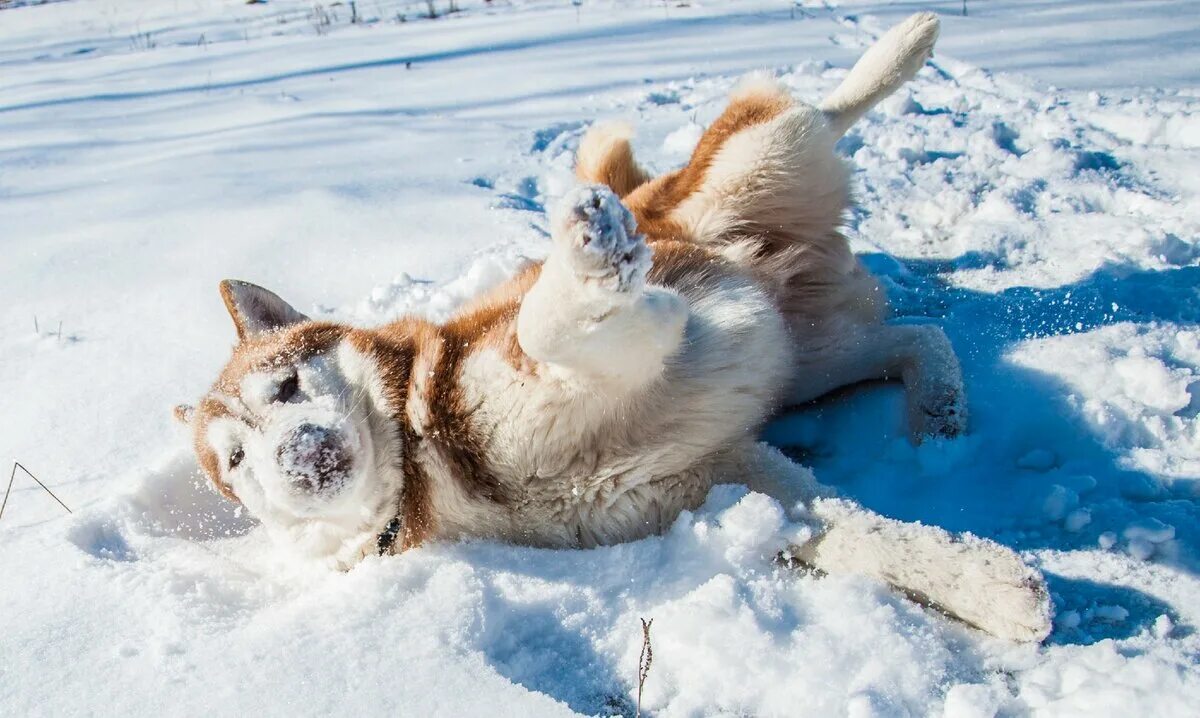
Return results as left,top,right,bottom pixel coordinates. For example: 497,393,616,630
429,348,714,546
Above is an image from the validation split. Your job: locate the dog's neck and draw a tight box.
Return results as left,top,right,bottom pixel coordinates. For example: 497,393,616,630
340,287,543,558
342,321,460,556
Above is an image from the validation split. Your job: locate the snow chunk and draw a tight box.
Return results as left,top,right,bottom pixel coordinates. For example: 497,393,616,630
1127,538,1156,561
1017,449,1057,472
1008,324,1200,481
1064,508,1092,533
1042,484,1079,521
1153,614,1175,639
1122,518,1176,544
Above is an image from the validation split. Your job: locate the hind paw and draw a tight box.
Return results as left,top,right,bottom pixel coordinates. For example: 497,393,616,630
948,541,1053,643
551,184,650,293
909,383,967,442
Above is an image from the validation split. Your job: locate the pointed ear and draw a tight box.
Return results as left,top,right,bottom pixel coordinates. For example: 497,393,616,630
174,403,196,425
219,280,308,340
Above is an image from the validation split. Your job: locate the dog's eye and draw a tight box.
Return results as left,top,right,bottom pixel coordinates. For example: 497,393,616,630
274,373,300,403
229,447,245,470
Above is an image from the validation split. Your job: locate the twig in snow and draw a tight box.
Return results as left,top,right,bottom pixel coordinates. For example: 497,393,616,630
636,617,653,718
0,462,73,522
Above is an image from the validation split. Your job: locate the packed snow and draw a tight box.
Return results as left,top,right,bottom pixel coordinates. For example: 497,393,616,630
2,0,1198,715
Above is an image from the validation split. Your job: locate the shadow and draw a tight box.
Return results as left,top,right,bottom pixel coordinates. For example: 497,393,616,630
765,253,1200,585
0,12,792,116
1044,573,1189,646
480,594,637,716
67,453,257,562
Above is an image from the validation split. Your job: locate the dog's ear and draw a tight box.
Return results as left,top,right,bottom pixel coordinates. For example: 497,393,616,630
219,279,308,341
174,403,196,426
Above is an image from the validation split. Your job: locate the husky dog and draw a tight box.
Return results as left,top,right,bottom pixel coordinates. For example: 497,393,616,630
176,14,1052,642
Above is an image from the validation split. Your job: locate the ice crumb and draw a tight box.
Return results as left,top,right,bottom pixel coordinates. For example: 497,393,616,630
1153,614,1175,638
662,122,703,157
1093,605,1130,623
1056,610,1082,630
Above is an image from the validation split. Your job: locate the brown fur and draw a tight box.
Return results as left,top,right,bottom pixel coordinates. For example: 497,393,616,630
193,396,238,500
332,267,541,548
195,322,350,501
622,88,794,242
344,328,434,550
645,239,727,287
575,132,653,198
195,87,817,545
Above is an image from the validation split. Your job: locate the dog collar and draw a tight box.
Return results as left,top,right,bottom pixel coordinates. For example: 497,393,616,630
375,515,403,556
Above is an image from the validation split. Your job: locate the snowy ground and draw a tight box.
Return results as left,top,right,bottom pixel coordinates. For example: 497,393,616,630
2,0,1198,715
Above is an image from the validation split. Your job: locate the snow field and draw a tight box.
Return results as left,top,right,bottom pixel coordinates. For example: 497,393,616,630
2,0,1198,715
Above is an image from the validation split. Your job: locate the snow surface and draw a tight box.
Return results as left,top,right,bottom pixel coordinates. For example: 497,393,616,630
2,0,1199,715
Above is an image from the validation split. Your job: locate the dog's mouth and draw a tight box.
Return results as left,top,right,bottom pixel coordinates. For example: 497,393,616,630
275,422,355,497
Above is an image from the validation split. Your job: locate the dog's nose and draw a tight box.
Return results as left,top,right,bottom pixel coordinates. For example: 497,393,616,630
276,423,352,492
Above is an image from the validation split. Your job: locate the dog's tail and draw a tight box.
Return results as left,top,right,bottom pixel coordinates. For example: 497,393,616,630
819,12,940,138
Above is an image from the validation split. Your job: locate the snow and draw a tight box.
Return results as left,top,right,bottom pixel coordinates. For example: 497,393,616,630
2,0,1199,715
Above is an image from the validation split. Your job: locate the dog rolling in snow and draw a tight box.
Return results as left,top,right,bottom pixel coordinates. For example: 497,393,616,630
176,14,1052,642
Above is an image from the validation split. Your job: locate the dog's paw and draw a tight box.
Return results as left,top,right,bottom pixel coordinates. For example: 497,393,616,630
552,184,650,293
909,382,967,442
945,540,1053,643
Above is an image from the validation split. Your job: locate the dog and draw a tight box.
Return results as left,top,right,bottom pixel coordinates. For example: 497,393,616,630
175,13,1052,642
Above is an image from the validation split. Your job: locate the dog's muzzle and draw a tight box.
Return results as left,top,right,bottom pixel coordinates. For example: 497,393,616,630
275,423,354,494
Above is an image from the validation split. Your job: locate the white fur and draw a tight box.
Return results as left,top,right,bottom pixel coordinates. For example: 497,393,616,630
793,499,1053,642
518,185,689,388
674,99,850,251
205,350,403,567
454,185,794,547
188,14,1049,641
820,11,941,137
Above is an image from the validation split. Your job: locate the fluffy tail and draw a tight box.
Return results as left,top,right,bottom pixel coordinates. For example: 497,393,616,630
819,12,940,138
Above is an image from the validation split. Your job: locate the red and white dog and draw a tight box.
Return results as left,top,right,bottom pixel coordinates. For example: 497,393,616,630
177,14,1052,642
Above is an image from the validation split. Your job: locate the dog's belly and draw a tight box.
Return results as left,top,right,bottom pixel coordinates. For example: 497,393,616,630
455,260,792,547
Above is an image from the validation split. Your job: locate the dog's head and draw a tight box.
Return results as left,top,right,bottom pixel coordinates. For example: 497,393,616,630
176,281,404,564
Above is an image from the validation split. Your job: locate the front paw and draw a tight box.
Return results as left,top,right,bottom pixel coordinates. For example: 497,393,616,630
552,184,651,293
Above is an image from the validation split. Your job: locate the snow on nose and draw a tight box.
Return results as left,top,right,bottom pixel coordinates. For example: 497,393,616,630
276,423,353,493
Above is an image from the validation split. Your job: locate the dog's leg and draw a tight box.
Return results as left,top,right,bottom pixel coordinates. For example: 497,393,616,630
788,322,966,441
790,498,1053,642
721,443,1050,641
716,440,836,508
517,185,688,388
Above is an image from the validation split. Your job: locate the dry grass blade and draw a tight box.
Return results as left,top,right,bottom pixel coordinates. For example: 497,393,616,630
0,462,73,522
636,617,653,718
